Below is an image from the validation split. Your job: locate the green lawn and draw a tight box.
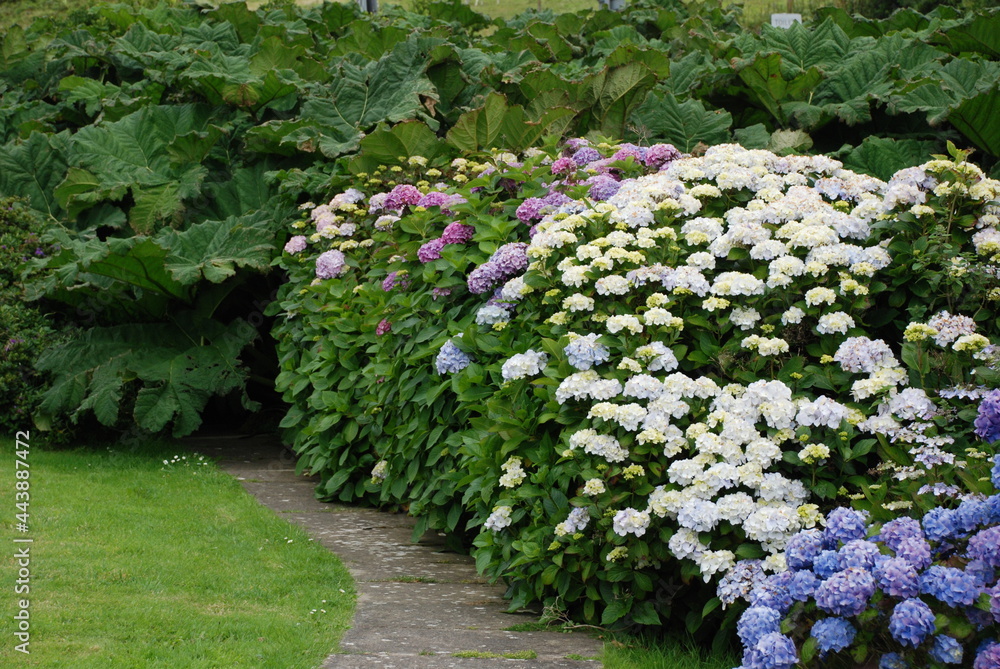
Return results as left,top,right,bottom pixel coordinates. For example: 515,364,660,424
602,635,738,669
0,439,354,668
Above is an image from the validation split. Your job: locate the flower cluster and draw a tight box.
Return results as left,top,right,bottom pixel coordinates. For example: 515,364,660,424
729,478,1000,668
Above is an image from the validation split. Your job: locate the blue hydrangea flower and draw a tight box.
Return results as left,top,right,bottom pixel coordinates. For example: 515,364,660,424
743,632,798,669
564,333,610,371
955,499,988,534
920,565,982,607
888,598,935,647
966,559,997,587
737,606,782,648
810,617,856,655
923,507,961,542
785,529,824,570
877,516,924,552
930,635,964,665
894,536,932,570
749,576,793,615
435,340,471,374
814,567,876,617
989,583,1000,623
985,494,1000,525
717,559,767,606
975,389,1000,443
879,652,908,669
813,550,841,579
787,570,819,602
838,539,881,571
873,557,920,599
968,526,1000,569
823,507,868,547
992,454,1000,489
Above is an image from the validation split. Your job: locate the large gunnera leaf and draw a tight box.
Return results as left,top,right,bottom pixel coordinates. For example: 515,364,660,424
629,90,732,152
0,131,70,219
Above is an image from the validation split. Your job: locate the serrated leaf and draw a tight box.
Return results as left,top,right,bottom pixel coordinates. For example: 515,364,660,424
734,123,771,149
586,63,657,138
841,136,940,180
157,210,275,284
446,91,508,152
734,52,823,126
769,129,813,155
936,11,1000,58
947,85,1000,158
629,90,732,152
349,121,444,174
0,131,69,219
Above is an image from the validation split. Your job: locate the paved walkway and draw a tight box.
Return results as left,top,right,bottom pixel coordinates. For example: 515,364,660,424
186,434,604,669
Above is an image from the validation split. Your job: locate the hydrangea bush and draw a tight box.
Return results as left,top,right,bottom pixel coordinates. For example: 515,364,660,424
273,139,1000,633
727,455,1000,669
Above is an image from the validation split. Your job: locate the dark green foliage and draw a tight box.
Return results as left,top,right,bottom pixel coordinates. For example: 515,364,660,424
0,198,69,436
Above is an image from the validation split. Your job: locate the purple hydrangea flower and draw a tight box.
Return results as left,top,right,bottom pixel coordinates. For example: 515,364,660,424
873,557,920,599
838,539,881,571
985,494,1000,525
877,517,924,552
542,190,571,209
989,583,1000,622
717,559,767,606
587,174,621,201
384,184,422,210
975,389,1000,443
814,567,876,617
956,499,988,534
975,642,1000,669
920,565,982,607
824,508,868,546
375,319,391,336
611,143,646,163
894,536,932,570
645,143,682,169
416,191,452,208
315,249,347,279
284,235,307,254
417,238,446,263
737,606,782,647
969,526,1000,568
992,454,1000,489
966,559,996,587
749,576,793,615
572,146,601,166
888,598,936,647
551,157,577,175
810,617,856,655
440,222,474,245
435,340,471,374
785,529,825,570
381,271,410,292
930,635,964,665
516,197,546,223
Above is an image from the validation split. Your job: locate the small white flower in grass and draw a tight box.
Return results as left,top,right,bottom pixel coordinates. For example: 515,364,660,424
612,508,650,537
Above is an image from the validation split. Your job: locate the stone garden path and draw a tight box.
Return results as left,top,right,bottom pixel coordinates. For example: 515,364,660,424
187,433,604,669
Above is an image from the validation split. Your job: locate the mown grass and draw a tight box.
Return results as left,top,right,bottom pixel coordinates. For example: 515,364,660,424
0,439,354,668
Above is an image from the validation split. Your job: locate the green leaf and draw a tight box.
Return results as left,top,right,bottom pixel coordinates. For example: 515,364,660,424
601,598,630,625
157,210,275,285
733,124,771,150
446,91,508,153
734,52,823,126
586,63,657,138
947,85,1000,159
840,137,941,181
629,91,732,152
0,131,70,219
349,121,445,174
936,12,1000,58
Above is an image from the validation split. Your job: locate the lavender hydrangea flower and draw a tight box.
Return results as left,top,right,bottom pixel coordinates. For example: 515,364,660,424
838,539,881,571
787,570,819,601
814,567,876,617
785,529,825,570
587,174,621,201
824,507,868,546
284,235,307,254
440,222,474,244
975,390,1000,443
516,197,546,223
975,641,1000,669
810,617,856,655
467,243,529,294
572,146,601,166
873,557,920,599
737,606,782,647
930,635,964,664
992,454,1000,489
813,550,841,579
956,499,988,534
877,517,924,552
384,184,422,210
717,560,767,606
968,526,1000,568
418,238,446,263
645,143,682,169
749,576,793,615
381,271,410,292
879,652,908,669
375,319,391,336
989,583,1000,622
435,340,471,374
888,598,935,647
892,536,932,571
551,157,577,175
315,249,347,279
920,565,982,607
